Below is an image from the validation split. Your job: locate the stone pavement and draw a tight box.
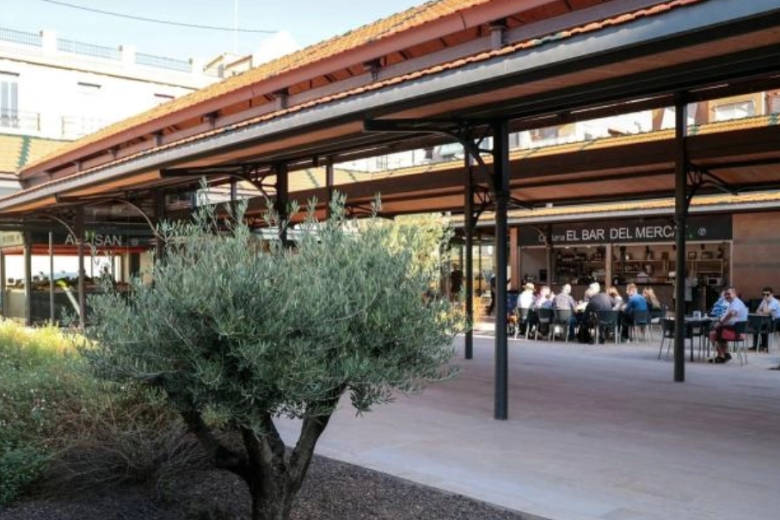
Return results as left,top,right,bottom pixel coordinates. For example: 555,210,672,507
278,334,780,520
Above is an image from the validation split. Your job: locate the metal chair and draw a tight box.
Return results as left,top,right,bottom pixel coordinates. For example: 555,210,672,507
658,318,694,360
595,310,619,345
648,306,667,341
553,308,575,342
514,307,531,340
725,321,749,366
630,310,650,342
747,314,771,353
533,308,555,341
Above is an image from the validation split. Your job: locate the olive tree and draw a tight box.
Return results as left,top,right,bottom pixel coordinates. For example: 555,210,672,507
81,197,462,520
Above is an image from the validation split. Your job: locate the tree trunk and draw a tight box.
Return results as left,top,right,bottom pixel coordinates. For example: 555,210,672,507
250,485,295,520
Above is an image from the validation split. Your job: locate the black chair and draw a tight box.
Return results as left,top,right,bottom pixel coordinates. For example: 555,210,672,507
746,314,770,353
553,309,575,342
658,318,694,360
533,308,555,341
595,310,619,344
725,321,749,366
648,305,667,341
514,307,531,340
630,310,650,342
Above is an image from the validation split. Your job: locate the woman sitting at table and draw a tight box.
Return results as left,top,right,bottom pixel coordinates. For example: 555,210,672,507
607,286,624,310
643,287,663,312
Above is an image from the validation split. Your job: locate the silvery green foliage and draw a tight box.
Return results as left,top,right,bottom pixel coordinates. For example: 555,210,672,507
82,195,461,430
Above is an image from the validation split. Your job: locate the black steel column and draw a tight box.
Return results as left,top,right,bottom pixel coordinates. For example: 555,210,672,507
0,251,6,317
154,191,165,263
229,178,238,218
326,159,334,219
49,230,55,323
276,163,289,243
23,232,32,326
464,154,474,360
492,120,510,420
76,206,86,328
673,95,688,383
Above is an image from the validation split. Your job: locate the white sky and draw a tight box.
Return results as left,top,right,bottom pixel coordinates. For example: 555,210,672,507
2,0,425,63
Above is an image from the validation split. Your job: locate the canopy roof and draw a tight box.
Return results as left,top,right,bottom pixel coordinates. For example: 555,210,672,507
2,0,780,222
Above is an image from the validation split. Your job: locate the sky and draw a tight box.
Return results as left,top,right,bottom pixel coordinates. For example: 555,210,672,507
2,0,426,63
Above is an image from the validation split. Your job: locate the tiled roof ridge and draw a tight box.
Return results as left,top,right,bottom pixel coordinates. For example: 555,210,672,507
2,0,707,207
20,0,489,174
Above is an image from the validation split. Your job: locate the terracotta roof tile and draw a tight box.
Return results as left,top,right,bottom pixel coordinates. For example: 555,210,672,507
22,0,493,173
3,0,710,207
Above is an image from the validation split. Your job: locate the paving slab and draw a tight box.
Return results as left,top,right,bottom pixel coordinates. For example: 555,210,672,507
278,335,780,520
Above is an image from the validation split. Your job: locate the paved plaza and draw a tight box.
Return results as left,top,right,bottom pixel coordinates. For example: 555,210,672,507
279,333,780,520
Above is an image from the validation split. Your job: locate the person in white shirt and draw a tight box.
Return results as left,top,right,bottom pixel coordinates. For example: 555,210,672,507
709,286,748,364
516,283,535,310
752,287,780,352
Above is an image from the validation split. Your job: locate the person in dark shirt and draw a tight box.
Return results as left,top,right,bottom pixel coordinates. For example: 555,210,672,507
581,283,612,343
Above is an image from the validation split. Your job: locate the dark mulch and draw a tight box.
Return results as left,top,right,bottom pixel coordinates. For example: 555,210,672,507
0,455,528,520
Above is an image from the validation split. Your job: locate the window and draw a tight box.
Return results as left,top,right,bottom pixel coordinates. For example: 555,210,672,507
713,100,755,122
530,126,559,141
770,94,780,115
0,72,19,128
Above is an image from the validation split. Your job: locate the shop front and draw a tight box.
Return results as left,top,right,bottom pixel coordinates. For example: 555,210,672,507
0,226,155,324
516,214,733,312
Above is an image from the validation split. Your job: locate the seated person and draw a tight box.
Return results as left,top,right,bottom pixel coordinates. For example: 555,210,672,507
643,287,663,312
554,284,578,339
752,286,780,352
516,282,535,310
708,286,748,364
583,283,613,343
621,283,648,341
709,290,728,318
607,286,624,310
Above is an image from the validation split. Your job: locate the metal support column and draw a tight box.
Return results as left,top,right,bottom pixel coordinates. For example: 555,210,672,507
229,178,238,218
464,154,475,360
545,225,553,285
673,95,688,383
0,251,6,317
49,231,55,323
23,232,32,326
154,191,165,263
492,119,510,421
76,206,86,328
326,159,335,219
276,163,289,243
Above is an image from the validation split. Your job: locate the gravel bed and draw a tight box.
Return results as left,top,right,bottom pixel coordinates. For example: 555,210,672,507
0,455,530,520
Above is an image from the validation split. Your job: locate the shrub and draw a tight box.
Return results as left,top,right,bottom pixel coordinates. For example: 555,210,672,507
0,321,200,503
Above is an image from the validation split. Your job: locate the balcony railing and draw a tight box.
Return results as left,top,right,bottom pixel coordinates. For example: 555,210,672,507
56,38,121,61
60,115,107,139
136,52,191,73
0,28,42,47
0,110,41,132
0,26,208,76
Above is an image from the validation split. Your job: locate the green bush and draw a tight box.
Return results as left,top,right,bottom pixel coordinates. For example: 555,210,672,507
0,321,203,504
0,321,80,504
0,445,48,505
